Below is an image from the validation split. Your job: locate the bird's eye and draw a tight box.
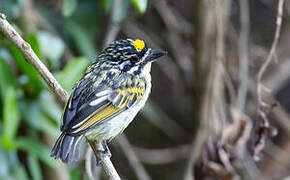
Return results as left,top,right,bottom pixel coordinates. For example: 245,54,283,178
130,55,139,63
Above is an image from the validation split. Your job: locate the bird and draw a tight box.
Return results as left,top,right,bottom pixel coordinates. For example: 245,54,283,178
51,38,166,164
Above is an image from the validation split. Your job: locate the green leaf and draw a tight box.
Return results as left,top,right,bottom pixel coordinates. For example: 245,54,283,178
65,21,96,57
15,137,57,169
0,48,13,62
37,31,65,69
62,0,77,17
0,0,23,19
1,136,17,150
2,86,20,149
21,100,58,136
39,91,62,124
28,155,43,180
113,0,130,22
0,152,11,179
0,145,10,179
69,167,82,180
26,33,41,58
9,45,38,79
9,45,44,95
0,143,19,179
131,0,148,13
13,165,29,180
0,57,17,98
98,0,113,13
55,57,89,92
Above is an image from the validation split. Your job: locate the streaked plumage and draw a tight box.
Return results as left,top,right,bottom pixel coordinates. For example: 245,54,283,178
51,39,166,163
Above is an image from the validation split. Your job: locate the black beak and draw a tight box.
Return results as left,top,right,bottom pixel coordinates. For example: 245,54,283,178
142,49,167,65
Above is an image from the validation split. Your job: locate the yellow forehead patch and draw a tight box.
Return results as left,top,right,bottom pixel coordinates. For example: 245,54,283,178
132,39,145,52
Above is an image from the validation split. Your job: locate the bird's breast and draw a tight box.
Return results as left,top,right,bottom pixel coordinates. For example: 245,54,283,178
85,75,152,141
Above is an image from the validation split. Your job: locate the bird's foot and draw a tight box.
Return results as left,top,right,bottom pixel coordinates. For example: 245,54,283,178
95,141,112,166
96,149,111,166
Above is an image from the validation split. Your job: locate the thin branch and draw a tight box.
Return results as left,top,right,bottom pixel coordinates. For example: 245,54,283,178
257,0,284,102
0,13,121,180
86,147,101,180
237,0,250,110
153,0,193,36
115,135,151,180
183,1,216,179
133,144,190,165
254,0,284,161
260,139,290,179
102,0,122,48
86,147,95,180
142,101,190,141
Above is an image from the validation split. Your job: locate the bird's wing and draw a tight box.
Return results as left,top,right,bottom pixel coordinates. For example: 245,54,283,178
60,70,145,136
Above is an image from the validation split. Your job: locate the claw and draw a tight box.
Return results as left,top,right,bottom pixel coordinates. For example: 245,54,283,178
95,141,112,166
102,140,112,158
86,138,113,166
96,150,106,166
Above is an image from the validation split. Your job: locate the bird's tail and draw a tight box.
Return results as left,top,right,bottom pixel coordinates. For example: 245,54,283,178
51,133,85,163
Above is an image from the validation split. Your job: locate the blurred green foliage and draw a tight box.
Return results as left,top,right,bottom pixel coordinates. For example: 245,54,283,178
0,0,148,179
131,0,148,13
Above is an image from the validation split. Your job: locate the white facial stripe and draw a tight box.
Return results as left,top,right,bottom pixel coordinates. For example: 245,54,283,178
119,61,128,69
139,48,151,65
126,65,140,74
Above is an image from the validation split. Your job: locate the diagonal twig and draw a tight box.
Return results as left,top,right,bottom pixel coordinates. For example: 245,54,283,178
0,13,68,104
237,0,250,110
254,0,285,161
115,135,151,180
0,13,121,180
257,0,284,101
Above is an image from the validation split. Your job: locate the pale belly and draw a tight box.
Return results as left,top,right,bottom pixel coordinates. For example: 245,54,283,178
85,77,151,141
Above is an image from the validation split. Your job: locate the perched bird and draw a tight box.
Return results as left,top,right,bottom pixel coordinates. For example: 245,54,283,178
51,38,166,164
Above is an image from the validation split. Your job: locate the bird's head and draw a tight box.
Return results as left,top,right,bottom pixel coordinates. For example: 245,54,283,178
98,39,167,75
